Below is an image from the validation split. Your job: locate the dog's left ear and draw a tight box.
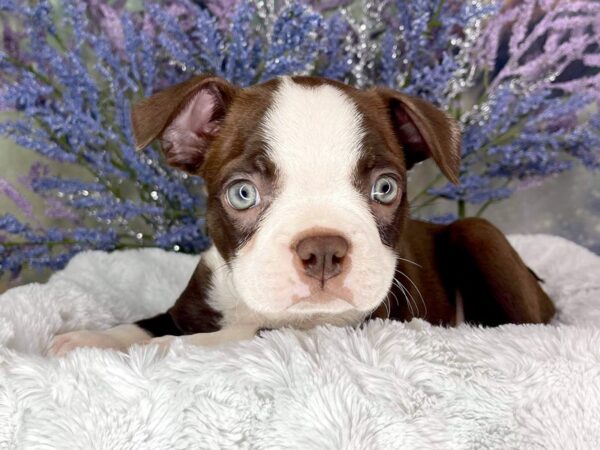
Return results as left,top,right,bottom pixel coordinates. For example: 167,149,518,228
375,88,461,184
130,75,238,174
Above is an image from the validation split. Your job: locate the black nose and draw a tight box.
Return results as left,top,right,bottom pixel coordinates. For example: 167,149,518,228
295,235,349,285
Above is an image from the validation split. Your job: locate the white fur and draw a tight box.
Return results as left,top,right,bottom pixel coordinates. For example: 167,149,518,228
231,78,397,322
203,244,367,330
49,324,151,356
1,235,600,447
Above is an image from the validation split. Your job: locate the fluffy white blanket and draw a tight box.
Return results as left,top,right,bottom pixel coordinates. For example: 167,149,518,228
1,235,599,449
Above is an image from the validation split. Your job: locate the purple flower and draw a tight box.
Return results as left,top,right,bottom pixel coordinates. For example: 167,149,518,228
86,0,128,52
44,198,80,222
262,4,323,80
429,175,513,205
479,0,600,97
204,0,239,26
223,1,264,85
304,0,353,11
0,177,36,222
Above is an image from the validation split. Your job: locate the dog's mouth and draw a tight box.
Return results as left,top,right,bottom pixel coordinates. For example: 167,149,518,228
287,289,356,311
285,298,355,314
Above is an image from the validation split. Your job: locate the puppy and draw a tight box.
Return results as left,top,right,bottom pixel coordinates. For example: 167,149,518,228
49,75,555,356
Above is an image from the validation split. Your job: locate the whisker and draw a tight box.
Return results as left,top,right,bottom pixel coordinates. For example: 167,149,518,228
392,278,415,318
398,282,419,317
388,288,400,308
395,270,428,319
395,256,422,268
397,278,421,319
394,278,419,318
383,296,390,319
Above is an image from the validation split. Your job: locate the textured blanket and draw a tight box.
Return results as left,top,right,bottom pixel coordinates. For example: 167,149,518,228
1,235,599,449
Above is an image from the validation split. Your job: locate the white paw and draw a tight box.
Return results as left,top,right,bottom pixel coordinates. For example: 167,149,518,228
143,335,176,354
47,330,126,357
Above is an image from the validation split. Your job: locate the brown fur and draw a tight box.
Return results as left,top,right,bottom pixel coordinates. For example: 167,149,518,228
164,261,222,334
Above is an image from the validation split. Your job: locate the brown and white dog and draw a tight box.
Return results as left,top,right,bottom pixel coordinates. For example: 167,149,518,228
48,75,555,356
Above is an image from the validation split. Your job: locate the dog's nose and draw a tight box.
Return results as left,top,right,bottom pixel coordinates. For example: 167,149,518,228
295,235,349,285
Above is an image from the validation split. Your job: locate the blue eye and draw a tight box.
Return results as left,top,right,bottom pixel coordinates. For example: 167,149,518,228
371,176,399,204
226,181,260,210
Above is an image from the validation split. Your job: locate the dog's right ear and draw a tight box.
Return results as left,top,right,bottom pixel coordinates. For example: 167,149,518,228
131,75,238,174
374,88,461,184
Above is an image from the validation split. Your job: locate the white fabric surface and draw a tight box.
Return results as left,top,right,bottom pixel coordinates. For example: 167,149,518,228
1,234,599,449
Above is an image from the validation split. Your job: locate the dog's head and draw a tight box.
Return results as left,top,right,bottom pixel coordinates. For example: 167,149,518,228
132,76,460,320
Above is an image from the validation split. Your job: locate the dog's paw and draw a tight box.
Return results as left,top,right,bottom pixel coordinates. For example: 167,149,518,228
143,335,176,354
47,330,126,357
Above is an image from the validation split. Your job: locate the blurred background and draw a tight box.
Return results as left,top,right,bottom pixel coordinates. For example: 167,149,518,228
1,0,598,292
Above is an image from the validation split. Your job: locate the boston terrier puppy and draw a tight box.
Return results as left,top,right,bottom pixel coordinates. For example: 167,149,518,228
48,75,554,356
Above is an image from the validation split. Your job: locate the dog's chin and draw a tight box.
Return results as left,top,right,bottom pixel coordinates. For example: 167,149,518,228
286,295,356,314
262,289,384,318
238,287,386,328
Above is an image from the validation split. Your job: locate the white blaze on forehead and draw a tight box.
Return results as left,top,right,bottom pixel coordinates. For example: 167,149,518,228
229,77,397,321
262,78,365,193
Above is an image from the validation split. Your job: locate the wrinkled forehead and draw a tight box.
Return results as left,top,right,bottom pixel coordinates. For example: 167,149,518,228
262,78,365,189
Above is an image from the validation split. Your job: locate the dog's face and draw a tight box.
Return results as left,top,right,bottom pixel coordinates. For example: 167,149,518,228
132,76,460,320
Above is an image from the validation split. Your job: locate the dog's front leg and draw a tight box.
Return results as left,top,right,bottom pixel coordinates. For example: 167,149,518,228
48,324,151,356
146,324,259,353
47,256,230,357
48,324,259,356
